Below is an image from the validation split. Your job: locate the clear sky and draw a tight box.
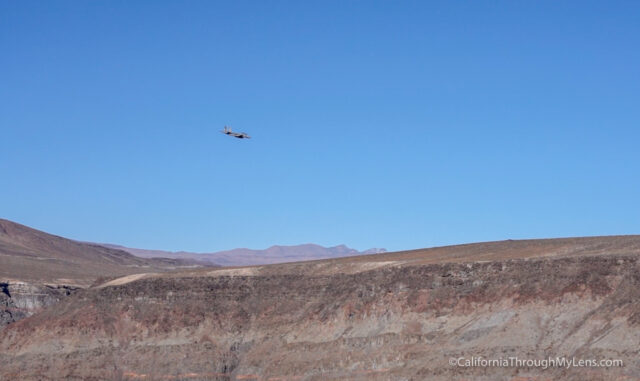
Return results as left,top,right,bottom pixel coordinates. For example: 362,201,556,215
1,1,639,252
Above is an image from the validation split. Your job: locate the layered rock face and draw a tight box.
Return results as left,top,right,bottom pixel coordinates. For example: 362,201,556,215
0,282,77,329
1,251,639,380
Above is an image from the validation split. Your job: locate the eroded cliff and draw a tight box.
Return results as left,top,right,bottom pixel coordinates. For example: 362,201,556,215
0,282,77,329
2,245,639,380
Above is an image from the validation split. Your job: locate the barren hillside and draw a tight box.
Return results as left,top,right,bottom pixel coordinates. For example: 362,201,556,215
2,235,639,380
0,219,204,286
0,219,212,330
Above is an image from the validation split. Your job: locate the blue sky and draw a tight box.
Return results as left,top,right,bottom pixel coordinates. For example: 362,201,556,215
1,1,639,252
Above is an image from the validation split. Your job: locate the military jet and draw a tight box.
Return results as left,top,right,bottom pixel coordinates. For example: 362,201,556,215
221,126,250,139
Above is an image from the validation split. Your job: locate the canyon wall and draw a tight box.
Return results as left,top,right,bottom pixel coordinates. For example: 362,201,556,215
1,254,639,380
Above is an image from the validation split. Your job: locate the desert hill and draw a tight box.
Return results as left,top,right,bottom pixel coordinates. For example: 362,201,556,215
0,218,214,329
0,218,205,286
2,234,640,380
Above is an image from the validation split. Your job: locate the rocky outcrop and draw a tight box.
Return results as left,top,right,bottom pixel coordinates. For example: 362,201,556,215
0,282,77,329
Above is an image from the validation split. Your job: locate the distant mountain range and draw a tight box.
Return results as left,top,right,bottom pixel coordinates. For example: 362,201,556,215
101,243,387,267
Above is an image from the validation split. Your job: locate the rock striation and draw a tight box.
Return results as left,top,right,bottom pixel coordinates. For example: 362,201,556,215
0,282,77,329
1,236,640,380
